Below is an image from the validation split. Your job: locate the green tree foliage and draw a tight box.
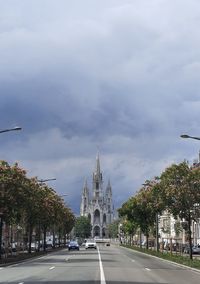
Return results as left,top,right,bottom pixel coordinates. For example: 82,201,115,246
0,160,75,255
160,161,200,259
74,216,91,239
107,220,120,238
119,177,165,249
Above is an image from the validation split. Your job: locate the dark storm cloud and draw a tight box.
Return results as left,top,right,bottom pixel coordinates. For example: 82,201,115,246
1,0,200,213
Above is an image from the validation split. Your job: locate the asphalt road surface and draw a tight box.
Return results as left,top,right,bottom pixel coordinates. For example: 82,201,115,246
0,243,200,284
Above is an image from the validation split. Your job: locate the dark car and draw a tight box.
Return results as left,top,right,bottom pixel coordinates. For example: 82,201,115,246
68,241,79,251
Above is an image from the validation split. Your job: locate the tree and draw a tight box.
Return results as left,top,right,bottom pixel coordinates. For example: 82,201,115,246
74,216,91,239
160,161,200,259
0,160,76,256
0,161,28,257
121,219,138,245
107,220,120,238
61,207,75,245
118,178,165,250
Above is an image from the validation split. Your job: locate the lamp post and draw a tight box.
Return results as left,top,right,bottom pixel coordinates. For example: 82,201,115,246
180,133,200,251
36,178,57,251
0,126,22,134
142,181,159,252
38,178,56,183
180,134,200,141
0,212,3,259
0,127,22,258
59,194,68,198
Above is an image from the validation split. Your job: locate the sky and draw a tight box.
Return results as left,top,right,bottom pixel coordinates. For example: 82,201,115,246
1,0,200,215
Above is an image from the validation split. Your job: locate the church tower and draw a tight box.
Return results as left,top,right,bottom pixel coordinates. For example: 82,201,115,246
93,153,103,200
80,154,114,238
80,179,89,216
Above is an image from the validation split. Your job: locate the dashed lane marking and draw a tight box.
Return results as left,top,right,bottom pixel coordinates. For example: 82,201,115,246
145,268,151,271
49,266,55,270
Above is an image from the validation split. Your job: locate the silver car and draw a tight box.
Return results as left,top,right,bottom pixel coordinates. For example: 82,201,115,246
192,245,200,254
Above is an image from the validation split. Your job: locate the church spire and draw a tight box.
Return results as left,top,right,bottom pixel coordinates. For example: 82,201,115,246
93,152,103,199
96,152,101,176
106,178,112,195
83,178,89,195
80,178,89,216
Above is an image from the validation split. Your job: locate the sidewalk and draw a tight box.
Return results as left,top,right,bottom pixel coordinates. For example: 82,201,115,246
0,246,65,267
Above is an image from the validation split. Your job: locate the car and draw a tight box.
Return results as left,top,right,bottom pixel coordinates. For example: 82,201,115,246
65,240,70,248
192,245,200,254
0,246,5,255
68,241,79,251
183,244,200,254
85,239,97,249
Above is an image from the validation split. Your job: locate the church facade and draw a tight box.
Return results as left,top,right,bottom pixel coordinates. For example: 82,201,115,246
80,154,114,238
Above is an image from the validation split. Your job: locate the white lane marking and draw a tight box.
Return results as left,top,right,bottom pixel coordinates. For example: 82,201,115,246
0,268,3,270
97,247,106,284
49,266,55,270
18,282,24,284
131,259,135,262
145,268,151,271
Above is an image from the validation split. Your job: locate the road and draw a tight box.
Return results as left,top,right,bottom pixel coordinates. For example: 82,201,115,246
0,244,200,283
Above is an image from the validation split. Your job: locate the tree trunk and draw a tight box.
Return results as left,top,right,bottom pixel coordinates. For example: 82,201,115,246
43,227,47,252
188,214,193,260
28,225,33,254
146,231,149,250
37,223,41,252
64,231,66,247
139,228,142,249
0,217,3,259
53,225,55,248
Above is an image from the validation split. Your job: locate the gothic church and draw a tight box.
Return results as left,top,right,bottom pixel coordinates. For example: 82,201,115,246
80,154,114,238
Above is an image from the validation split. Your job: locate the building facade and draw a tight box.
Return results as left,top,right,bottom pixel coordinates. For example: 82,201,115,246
80,154,114,238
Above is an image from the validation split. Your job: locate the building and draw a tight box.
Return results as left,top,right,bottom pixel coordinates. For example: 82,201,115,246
80,154,114,238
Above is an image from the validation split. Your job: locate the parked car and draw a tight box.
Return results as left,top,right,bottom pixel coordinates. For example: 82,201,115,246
68,241,79,251
0,246,5,255
192,245,200,254
183,244,200,254
8,242,17,253
85,239,97,249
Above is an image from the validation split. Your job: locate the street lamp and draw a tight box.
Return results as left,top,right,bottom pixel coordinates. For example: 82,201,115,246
0,126,22,134
0,212,3,259
180,134,200,141
0,126,22,258
142,181,159,252
59,194,68,198
38,178,56,183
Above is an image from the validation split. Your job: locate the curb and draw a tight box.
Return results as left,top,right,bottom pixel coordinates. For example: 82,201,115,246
119,245,200,274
